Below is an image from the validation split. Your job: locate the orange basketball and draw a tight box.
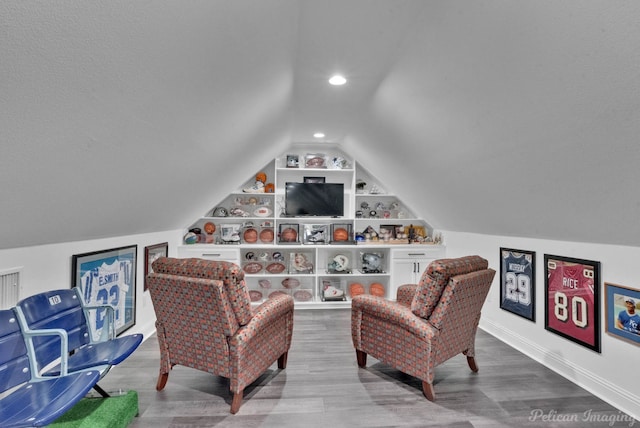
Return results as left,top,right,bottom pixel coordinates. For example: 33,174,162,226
259,228,274,243
349,282,365,297
203,222,216,234
243,228,258,243
281,228,298,242
369,282,385,297
333,227,349,241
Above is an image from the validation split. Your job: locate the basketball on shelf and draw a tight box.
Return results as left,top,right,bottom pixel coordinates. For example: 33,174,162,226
203,222,216,234
243,228,258,243
349,283,365,297
259,228,274,243
281,228,298,242
333,227,349,241
370,283,385,297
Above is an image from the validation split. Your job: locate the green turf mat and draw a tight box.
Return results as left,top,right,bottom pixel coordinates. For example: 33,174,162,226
49,390,138,428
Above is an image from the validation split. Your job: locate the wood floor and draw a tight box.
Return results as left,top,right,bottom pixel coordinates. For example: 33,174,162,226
98,309,637,427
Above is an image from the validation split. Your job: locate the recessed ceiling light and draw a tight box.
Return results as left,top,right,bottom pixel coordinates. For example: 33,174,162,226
313,132,325,139
328,75,347,86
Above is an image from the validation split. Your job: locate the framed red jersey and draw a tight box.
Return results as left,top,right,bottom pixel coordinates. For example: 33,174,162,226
544,254,601,353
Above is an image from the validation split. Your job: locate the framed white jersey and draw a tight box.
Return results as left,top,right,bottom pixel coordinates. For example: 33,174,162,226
500,248,536,321
72,245,137,338
544,254,601,353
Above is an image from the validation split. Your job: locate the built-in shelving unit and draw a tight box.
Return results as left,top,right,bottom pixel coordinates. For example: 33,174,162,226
177,143,445,308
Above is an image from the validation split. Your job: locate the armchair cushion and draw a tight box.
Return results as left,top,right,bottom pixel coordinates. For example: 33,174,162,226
411,255,488,319
152,257,253,326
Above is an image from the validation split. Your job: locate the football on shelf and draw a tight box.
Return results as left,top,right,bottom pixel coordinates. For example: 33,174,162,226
269,290,288,298
243,262,263,274
293,290,313,302
258,279,272,289
265,262,286,274
249,290,263,302
281,277,301,289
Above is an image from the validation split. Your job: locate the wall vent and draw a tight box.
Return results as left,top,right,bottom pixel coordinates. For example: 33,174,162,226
0,267,22,309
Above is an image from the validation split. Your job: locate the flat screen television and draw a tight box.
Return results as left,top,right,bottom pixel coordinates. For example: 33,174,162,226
285,182,344,217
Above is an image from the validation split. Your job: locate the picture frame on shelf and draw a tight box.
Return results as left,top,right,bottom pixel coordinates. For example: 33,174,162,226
544,254,601,353
304,176,325,183
71,245,137,337
605,282,640,346
278,223,300,244
289,252,314,274
379,224,398,240
286,154,299,168
499,248,535,322
144,242,168,291
304,224,328,244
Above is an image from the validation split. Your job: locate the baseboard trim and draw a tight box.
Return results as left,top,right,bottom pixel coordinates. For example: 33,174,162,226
479,319,639,422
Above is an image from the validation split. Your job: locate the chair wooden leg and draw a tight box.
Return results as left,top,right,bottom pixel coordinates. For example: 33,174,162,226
467,356,479,372
278,351,288,369
230,391,243,414
156,372,169,391
356,349,367,368
422,381,435,401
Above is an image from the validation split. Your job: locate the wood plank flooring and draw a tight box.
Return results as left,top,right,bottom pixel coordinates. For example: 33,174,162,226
98,309,637,427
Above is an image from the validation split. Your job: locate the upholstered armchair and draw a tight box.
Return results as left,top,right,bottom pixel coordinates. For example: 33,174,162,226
351,255,495,401
147,257,294,414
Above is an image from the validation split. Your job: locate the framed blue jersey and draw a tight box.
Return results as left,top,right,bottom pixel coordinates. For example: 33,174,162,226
500,248,536,321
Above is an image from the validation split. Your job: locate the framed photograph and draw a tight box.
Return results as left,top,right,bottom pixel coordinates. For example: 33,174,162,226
286,154,299,168
72,245,137,337
500,248,535,321
544,254,601,352
379,224,399,240
304,176,325,183
605,282,640,346
289,252,314,274
144,242,168,291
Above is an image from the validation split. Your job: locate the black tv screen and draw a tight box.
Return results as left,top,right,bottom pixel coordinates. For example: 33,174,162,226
285,182,344,217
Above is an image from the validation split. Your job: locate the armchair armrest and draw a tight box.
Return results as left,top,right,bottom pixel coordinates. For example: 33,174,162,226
396,284,418,307
351,294,436,341
230,293,294,347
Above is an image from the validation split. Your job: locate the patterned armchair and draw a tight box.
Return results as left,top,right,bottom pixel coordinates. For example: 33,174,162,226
147,257,294,414
351,255,495,401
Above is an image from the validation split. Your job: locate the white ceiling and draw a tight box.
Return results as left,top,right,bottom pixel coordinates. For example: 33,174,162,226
1,0,639,250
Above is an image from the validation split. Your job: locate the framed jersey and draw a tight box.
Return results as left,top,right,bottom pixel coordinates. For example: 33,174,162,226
500,248,536,321
544,254,601,353
72,245,137,337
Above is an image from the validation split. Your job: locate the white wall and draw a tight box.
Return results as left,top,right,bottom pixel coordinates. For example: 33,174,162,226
0,229,183,340
443,230,640,421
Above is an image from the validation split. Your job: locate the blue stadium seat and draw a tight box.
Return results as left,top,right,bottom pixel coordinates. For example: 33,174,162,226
15,288,143,397
0,308,101,427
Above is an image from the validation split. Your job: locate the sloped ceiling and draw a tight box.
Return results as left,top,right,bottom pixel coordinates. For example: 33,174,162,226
1,0,639,250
